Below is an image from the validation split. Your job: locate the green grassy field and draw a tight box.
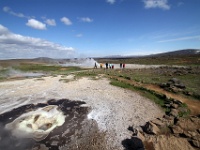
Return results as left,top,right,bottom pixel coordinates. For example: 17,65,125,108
114,68,200,94
13,63,83,74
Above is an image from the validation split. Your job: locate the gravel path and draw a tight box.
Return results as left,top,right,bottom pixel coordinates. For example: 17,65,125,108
0,76,164,149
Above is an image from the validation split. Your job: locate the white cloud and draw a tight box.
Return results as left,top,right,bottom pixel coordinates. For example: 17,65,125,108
158,35,200,43
106,0,116,4
76,34,83,38
61,17,72,26
143,0,170,10
45,19,56,26
79,17,93,23
3,6,29,18
26,19,47,30
0,24,75,59
0,24,9,34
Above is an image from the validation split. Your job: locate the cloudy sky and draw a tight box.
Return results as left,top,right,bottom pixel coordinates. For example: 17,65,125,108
0,0,200,59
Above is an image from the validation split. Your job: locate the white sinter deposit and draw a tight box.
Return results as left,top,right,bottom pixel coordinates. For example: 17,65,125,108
0,75,163,149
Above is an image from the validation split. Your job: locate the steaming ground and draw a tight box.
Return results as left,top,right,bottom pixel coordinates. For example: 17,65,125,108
0,75,163,149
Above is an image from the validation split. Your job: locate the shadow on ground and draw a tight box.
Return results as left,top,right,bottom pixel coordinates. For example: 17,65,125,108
122,126,144,150
122,137,144,150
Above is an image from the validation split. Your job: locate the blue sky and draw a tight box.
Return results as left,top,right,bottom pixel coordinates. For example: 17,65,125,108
0,0,200,59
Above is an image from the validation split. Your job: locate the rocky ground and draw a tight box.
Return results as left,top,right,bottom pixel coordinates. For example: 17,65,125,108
0,75,163,150
130,107,200,150
107,72,200,150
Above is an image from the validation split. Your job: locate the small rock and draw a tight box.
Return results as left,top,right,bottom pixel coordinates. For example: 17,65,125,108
151,119,165,127
170,86,180,93
170,109,179,117
163,114,173,120
190,116,200,125
192,134,200,141
188,131,197,137
191,139,200,148
173,100,182,105
137,131,145,142
175,83,186,89
172,125,183,134
161,115,174,125
183,131,197,138
164,104,171,108
169,78,180,84
171,103,179,109
143,122,160,135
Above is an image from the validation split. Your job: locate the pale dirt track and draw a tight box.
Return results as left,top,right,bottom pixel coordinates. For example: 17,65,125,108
0,76,163,149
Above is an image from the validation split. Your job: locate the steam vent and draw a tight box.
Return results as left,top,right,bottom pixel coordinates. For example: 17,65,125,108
0,99,105,150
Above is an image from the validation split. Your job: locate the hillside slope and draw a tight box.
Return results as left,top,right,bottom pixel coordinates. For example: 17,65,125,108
95,49,200,65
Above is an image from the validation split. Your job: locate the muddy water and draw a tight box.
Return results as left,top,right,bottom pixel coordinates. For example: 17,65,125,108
0,99,106,150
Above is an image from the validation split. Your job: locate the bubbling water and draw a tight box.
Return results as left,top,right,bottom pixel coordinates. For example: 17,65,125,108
5,105,65,141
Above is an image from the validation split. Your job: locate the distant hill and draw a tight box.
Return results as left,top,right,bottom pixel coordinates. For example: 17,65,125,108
0,57,59,67
95,49,200,65
97,49,200,59
149,49,200,58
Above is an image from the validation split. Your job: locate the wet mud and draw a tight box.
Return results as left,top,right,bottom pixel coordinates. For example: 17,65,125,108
0,99,106,150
